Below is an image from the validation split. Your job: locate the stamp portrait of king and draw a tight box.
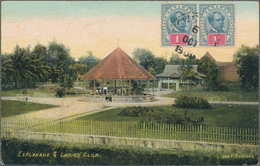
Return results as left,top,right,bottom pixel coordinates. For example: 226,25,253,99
199,4,235,46
161,4,197,46
208,11,225,33
170,11,188,33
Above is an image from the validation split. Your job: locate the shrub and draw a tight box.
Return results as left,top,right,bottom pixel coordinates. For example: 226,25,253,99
214,84,229,91
61,74,74,89
219,82,241,91
37,85,61,93
140,111,203,126
118,107,153,117
64,89,77,95
174,96,211,108
56,88,65,97
22,89,28,94
130,81,146,95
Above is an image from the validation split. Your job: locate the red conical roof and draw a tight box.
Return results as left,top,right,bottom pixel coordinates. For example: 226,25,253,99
80,47,156,80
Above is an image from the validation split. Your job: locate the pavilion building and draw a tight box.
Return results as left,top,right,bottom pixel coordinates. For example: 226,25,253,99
80,47,156,102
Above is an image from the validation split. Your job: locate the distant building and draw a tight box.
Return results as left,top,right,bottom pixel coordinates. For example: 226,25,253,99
156,65,205,91
157,65,204,81
201,52,240,82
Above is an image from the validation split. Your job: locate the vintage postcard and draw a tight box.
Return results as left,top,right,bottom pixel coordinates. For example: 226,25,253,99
1,1,259,165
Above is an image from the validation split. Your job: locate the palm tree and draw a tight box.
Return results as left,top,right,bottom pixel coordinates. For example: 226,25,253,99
178,65,196,90
8,45,40,88
30,45,50,86
1,58,14,88
3,45,50,89
30,57,50,87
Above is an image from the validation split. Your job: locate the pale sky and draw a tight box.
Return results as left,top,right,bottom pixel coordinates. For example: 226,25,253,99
1,1,259,62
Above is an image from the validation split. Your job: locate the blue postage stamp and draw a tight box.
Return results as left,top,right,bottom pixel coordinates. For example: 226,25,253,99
161,4,197,46
199,4,235,46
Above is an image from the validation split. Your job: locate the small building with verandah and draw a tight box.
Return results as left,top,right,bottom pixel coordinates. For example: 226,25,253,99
156,65,205,91
80,47,156,102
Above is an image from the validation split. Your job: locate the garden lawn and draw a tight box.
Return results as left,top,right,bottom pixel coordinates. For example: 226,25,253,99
1,100,58,117
77,107,140,122
164,90,259,102
1,88,56,97
1,87,89,97
77,105,259,129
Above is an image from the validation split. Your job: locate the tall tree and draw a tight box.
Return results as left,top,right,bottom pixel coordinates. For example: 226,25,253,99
69,63,87,91
198,57,219,90
30,44,50,86
1,53,14,88
169,53,183,65
153,56,167,75
10,45,35,88
45,40,75,82
178,65,196,89
132,48,155,71
233,45,259,91
178,65,196,80
78,51,100,72
169,53,200,65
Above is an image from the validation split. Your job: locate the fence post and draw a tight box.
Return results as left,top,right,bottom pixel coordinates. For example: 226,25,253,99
200,124,202,142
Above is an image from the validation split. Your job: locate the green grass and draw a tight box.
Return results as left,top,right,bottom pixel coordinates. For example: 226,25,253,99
1,100,58,117
164,90,259,102
78,105,259,128
77,107,140,122
1,87,56,97
1,86,89,97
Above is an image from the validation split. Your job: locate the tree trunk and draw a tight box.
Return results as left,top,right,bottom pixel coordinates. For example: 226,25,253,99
93,80,96,95
16,80,18,88
24,78,27,88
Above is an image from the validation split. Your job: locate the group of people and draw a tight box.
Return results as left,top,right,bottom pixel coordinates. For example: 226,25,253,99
102,86,108,95
95,86,108,95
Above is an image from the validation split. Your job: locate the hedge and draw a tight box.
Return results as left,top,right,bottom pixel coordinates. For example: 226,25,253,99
175,95,211,108
118,106,153,117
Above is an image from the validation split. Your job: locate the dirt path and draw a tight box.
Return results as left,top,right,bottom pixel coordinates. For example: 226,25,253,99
1,90,258,121
1,97,110,120
1,96,174,119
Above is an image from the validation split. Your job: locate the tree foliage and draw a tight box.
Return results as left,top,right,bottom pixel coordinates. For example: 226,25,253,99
78,51,100,72
169,53,199,65
1,40,77,88
178,65,196,81
1,53,14,87
132,48,166,75
233,45,259,91
44,40,75,83
30,44,50,84
10,46,35,87
198,57,219,90
132,48,155,71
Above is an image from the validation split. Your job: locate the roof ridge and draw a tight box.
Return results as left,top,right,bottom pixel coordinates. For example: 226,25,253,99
122,50,150,79
81,47,156,80
92,49,117,79
118,49,124,79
